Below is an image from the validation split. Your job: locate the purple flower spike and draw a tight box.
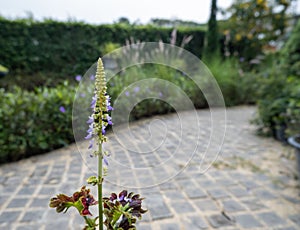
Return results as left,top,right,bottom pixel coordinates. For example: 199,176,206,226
75,75,82,82
59,106,66,113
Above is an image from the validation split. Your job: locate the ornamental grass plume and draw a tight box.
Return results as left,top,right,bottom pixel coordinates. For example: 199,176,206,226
49,58,147,230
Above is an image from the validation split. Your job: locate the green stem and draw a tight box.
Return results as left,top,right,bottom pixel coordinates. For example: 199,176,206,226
98,143,103,230
84,216,93,227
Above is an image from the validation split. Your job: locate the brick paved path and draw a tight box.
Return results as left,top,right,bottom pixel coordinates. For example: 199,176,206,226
0,106,299,229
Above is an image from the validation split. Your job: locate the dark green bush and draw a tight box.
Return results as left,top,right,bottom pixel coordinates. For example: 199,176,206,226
0,82,75,163
253,20,300,139
0,17,205,83
281,20,300,77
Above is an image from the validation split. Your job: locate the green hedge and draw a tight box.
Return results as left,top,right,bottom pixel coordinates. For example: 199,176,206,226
0,18,206,78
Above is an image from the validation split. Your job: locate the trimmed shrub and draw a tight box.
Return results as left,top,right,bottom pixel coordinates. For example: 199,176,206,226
0,18,206,81
0,82,75,163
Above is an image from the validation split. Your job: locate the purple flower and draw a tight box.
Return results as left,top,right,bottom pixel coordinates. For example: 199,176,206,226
87,115,93,124
102,126,106,135
87,123,93,133
88,139,94,149
90,75,95,81
107,115,113,125
85,132,93,140
90,95,97,109
125,91,130,97
106,96,113,111
75,75,82,82
85,123,94,140
59,106,66,113
107,104,113,111
103,157,109,166
134,87,140,93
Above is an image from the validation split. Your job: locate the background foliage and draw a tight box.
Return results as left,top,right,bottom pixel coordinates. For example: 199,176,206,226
0,17,206,80
0,82,75,163
254,19,300,139
220,0,294,62
0,6,298,163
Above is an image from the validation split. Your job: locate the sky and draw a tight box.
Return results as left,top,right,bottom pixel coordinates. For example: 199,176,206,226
1,0,299,25
0,0,241,24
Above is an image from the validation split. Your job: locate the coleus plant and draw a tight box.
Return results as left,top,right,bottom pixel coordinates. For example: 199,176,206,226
49,58,147,230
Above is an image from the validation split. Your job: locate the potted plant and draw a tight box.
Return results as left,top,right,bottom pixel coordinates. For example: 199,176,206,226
288,135,300,179
286,95,300,179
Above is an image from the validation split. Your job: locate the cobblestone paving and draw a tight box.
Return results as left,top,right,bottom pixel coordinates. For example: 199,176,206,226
0,106,299,230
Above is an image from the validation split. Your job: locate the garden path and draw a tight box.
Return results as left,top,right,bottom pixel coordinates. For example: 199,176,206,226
0,106,299,230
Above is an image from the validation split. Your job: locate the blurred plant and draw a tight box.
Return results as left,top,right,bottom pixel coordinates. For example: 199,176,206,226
100,42,121,55
121,29,193,66
284,77,300,136
255,75,300,139
281,19,300,77
202,55,250,106
0,81,75,163
49,58,147,230
107,63,207,124
253,19,300,139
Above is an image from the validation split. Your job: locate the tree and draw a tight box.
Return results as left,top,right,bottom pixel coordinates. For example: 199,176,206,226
116,17,130,25
205,0,219,56
222,0,295,61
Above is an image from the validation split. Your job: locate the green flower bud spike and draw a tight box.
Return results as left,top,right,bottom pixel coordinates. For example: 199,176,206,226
95,58,107,230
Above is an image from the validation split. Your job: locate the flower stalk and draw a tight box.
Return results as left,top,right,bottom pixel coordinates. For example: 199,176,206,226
49,58,147,230
98,144,103,230
93,58,109,230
